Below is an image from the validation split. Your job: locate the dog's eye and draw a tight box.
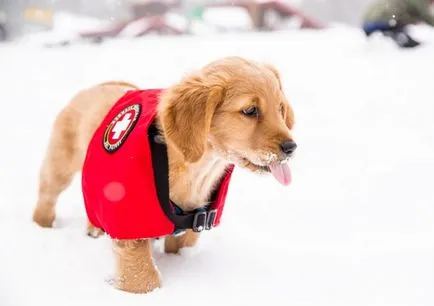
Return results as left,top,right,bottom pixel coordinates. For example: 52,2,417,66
242,106,259,118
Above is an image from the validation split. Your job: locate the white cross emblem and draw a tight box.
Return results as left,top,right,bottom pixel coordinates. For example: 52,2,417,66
111,113,132,140
103,104,141,153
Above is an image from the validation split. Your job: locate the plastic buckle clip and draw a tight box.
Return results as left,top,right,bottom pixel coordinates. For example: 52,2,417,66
205,209,217,230
192,211,207,232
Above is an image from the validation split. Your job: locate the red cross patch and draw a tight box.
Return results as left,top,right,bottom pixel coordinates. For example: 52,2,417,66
103,104,141,153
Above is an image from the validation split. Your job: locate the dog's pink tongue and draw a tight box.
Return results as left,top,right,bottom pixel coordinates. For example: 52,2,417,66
269,163,292,186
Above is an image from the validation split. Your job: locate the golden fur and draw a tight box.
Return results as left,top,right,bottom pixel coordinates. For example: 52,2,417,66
32,56,295,294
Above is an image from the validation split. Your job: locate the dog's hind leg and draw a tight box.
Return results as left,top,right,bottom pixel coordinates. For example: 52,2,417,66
87,220,105,238
32,108,79,228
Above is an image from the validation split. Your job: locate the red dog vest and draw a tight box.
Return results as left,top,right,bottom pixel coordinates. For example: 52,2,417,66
82,89,234,240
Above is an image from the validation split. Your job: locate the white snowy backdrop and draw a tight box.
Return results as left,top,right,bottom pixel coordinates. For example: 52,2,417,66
0,8,434,306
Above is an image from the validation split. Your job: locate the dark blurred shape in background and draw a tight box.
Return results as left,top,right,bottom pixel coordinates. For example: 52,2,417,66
361,0,434,48
0,0,55,41
1,0,433,45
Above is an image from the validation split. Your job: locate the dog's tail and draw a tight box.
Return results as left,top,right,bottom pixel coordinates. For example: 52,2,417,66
98,81,140,90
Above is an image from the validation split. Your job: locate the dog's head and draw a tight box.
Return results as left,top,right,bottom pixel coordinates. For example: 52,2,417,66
159,57,296,185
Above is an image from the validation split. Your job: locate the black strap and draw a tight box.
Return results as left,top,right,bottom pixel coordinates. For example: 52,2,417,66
148,122,217,232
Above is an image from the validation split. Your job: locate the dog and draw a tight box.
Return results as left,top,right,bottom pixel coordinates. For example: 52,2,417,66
32,56,296,294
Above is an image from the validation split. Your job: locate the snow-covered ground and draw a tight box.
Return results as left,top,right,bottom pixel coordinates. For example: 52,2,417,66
1,26,434,306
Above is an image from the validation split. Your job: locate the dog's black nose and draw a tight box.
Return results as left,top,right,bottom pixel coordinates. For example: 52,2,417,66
280,140,297,155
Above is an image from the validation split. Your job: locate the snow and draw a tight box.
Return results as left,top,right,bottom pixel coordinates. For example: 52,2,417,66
1,26,434,306
201,7,254,30
16,12,109,45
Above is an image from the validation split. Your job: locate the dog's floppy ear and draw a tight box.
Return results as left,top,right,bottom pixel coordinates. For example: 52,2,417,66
159,74,224,163
264,63,294,129
263,63,282,89
282,102,295,130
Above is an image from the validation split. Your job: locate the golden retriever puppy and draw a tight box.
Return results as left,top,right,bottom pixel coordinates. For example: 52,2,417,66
32,56,296,294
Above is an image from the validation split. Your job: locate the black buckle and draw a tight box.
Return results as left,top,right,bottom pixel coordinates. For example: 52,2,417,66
192,209,218,232
192,211,207,232
206,209,217,230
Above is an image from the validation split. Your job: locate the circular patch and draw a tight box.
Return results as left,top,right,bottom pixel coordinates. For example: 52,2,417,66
103,104,141,153
103,182,126,202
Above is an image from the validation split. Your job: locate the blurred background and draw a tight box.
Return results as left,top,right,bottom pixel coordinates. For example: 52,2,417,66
2,0,433,48
0,0,380,44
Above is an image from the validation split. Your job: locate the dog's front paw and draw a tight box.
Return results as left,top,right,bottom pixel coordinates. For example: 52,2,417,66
113,239,160,294
115,271,161,294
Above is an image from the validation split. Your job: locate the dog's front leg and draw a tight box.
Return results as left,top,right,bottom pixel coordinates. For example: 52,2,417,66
164,230,200,254
112,239,161,293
